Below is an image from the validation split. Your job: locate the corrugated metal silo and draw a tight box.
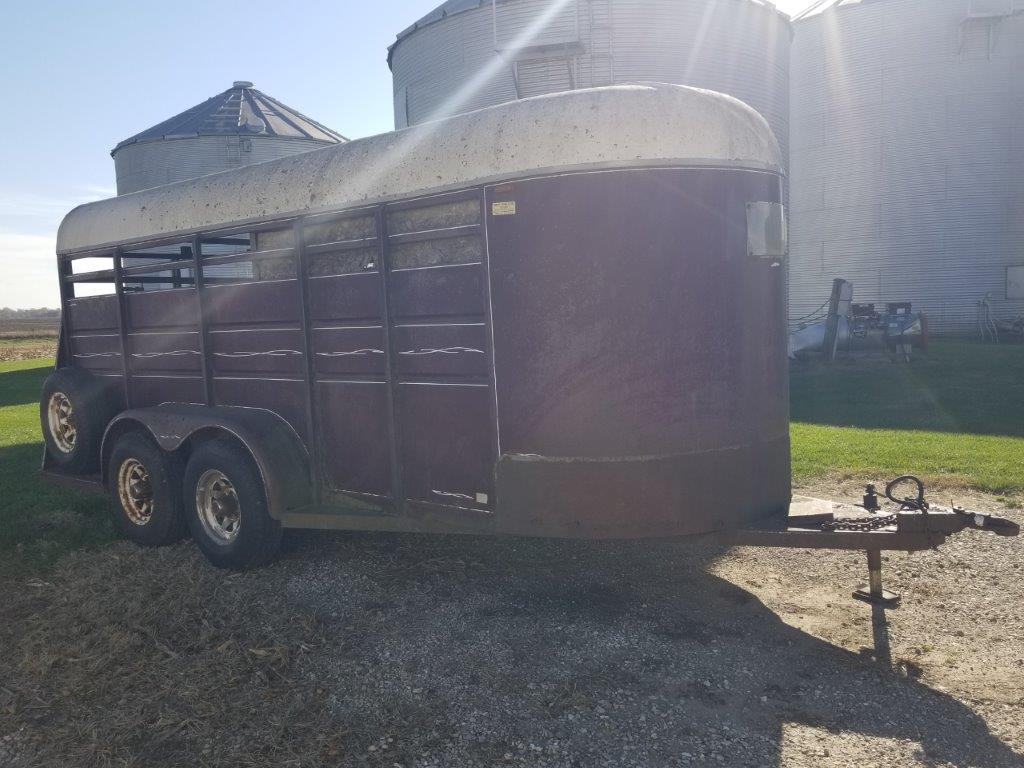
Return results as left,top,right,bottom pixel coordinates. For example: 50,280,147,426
388,0,791,173
789,0,1024,334
112,81,346,195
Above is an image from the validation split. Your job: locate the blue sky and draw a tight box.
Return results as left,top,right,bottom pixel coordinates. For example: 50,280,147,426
1,0,808,308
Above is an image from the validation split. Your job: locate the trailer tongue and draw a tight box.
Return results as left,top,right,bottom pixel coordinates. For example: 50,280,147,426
722,476,1019,606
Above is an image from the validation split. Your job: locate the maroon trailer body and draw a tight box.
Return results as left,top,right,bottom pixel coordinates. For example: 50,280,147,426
42,84,798,567
40,83,1019,581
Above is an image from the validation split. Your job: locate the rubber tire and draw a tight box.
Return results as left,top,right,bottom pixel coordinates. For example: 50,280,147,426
40,368,118,474
107,431,187,546
183,439,281,569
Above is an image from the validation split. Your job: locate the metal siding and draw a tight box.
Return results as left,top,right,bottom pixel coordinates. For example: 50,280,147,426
609,0,789,161
516,58,575,97
113,136,332,195
494,0,579,48
790,0,1024,334
390,0,791,180
392,5,520,125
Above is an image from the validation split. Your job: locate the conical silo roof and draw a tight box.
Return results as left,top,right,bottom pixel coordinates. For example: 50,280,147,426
112,81,346,154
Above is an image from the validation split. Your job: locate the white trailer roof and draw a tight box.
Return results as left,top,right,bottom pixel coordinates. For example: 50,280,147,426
58,84,782,255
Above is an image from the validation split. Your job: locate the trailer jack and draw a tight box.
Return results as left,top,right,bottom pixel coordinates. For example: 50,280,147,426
720,476,1019,606
855,548,901,606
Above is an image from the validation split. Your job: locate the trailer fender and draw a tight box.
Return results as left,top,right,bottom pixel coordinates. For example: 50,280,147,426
101,405,313,519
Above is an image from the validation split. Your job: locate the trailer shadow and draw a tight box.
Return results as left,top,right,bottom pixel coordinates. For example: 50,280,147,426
788,342,1024,439
280,530,1023,767
0,359,53,408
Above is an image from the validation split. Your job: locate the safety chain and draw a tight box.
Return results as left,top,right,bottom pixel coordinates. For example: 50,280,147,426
821,513,898,532
819,475,930,532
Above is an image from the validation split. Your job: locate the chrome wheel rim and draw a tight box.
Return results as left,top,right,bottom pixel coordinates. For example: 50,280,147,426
47,392,77,453
196,469,241,544
117,458,154,525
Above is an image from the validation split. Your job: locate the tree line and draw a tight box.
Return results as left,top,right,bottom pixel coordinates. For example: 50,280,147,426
0,308,60,319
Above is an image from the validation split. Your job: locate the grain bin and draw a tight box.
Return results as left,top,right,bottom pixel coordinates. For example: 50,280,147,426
388,0,791,173
789,0,1024,334
112,81,345,195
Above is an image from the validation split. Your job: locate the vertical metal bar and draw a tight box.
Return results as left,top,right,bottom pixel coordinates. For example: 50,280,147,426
479,187,501,507
112,247,131,409
192,236,213,405
866,549,883,597
822,277,844,362
294,221,322,506
377,206,405,513
174,245,188,289
56,256,74,368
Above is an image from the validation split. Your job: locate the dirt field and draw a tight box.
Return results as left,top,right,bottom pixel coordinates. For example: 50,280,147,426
0,330,57,362
1,480,1021,767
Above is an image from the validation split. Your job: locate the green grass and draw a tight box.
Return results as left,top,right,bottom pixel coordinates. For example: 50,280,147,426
790,341,1024,494
0,358,114,576
0,342,1021,575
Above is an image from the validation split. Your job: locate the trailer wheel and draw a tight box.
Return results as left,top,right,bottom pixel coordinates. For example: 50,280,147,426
108,431,187,546
183,439,281,569
40,368,117,474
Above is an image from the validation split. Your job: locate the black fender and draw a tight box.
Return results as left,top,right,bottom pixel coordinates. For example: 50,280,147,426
101,404,313,519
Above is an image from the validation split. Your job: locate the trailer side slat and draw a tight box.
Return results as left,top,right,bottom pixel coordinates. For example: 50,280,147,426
120,258,195,278
200,246,295,269
305,237,379,256
67,269,117,283
387,224,481,246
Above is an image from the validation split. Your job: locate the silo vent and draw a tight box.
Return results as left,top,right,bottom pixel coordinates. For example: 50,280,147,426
233,80,254,88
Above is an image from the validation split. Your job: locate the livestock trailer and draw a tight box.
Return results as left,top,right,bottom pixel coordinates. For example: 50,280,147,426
43,84,1015,586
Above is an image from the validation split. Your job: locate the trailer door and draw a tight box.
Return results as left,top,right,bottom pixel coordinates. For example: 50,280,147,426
383,192,497,513
304,210,394,504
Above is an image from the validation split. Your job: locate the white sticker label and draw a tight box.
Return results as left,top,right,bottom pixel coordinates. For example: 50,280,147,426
475,492,489,504
491,201,516,216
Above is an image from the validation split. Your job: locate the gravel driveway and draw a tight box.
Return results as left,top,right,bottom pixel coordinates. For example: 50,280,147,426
2,481,1021,767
